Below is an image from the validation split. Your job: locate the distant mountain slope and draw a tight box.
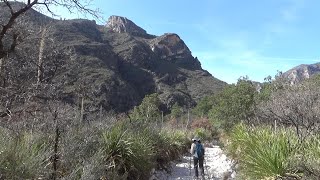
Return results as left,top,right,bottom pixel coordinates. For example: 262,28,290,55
281,63,320,84
0,3,227,113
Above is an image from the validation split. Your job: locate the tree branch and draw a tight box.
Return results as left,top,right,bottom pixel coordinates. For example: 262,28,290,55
0,0,38,59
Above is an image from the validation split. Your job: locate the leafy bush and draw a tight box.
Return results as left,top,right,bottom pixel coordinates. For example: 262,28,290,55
193,128,210,142
191,117,212,130
190,117,217,142
130,93,162,123
208,79,256,131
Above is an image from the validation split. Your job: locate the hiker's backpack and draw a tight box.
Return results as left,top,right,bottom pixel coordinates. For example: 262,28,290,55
196,143,204,158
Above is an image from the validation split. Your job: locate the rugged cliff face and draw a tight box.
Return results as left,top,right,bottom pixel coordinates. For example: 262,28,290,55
281,63,320,84
0,5,227,114
106,15,147,35
102,15,226,110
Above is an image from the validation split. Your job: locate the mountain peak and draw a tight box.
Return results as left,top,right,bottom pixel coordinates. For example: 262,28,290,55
150,33,192,60
106,15,147,35
282,63,320,84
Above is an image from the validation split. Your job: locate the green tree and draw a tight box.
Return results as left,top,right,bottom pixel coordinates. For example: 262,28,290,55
130,93,161,122
208,78,256,130
192,95,215,118
256,82,273,102
170,102,183,119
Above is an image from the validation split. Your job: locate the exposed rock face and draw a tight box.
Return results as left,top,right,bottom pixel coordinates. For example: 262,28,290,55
150,33,191,59
0,7,227,113
106,15,147,35
282,63,320,84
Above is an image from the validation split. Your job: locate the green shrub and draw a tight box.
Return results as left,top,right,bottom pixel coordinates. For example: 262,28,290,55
194,128,218,141
227,123,249,158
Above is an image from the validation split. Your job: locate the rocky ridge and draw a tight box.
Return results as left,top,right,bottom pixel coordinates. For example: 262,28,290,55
0,4,227,115
106,15,147,35
281,63,320,84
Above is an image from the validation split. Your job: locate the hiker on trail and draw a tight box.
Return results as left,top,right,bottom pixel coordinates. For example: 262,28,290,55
190,138,205,178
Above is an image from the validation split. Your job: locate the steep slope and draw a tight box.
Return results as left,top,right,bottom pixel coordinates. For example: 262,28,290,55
281,63,320,84
1,4,226,114
102,16,226,109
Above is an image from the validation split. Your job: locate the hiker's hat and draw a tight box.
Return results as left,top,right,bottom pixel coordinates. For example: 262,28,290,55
192,137,199,141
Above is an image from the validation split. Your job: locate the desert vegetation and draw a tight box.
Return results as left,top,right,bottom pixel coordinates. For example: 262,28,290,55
0,100,196,179
1,1,319,179
192,74,320,179
0,1,218,179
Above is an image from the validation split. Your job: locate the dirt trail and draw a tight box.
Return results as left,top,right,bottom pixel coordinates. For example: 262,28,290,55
150,145,236,180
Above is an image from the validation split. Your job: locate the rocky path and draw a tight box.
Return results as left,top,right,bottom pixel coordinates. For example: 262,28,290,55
150,145,236,180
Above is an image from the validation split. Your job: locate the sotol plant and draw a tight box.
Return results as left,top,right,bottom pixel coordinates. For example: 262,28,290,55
101,124,154,179
229,124,299,179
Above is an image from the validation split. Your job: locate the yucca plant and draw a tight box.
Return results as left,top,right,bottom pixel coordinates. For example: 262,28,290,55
229,124,299,179
150,129,189,171
101,125,154,180
228,123,250,158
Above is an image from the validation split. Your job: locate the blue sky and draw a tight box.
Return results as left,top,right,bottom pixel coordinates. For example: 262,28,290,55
37,0,320,83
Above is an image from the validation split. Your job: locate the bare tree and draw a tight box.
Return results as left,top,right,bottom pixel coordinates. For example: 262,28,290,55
0,27,74,126
0,0,100,64
257,82,320,141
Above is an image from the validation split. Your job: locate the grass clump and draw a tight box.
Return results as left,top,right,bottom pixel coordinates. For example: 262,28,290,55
0,128,51,179
295,136,320,179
